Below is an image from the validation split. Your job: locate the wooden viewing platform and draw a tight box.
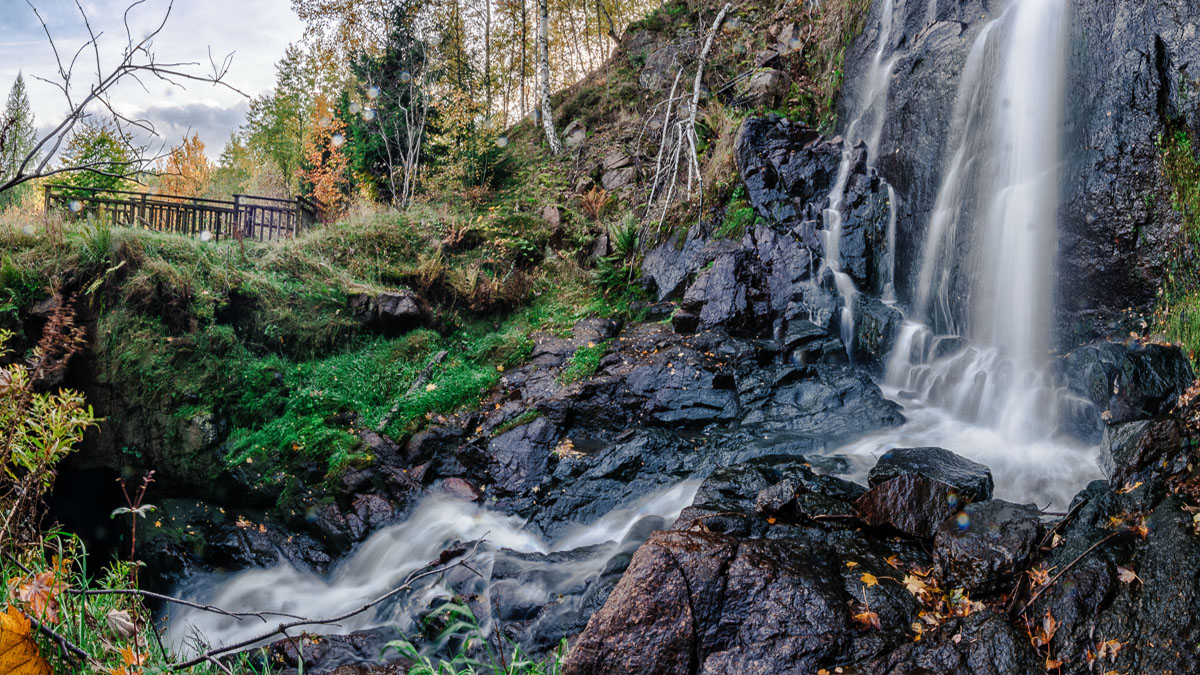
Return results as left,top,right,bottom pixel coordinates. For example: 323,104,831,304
43,185,323,242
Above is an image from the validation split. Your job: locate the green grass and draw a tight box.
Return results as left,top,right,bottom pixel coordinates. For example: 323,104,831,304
0,198,641,488
386,601,566,675
0,533,271,674
1156,129,1200,364
559,339,611,385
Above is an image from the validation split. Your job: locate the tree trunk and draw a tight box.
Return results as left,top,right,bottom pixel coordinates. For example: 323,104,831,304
520,0,528,118
484,0,493,114
538,0,562,154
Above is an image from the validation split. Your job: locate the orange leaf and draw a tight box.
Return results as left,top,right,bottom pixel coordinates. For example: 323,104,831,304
860,572,879,587
852,610,881,630
10,572,65,624
0,606,52,675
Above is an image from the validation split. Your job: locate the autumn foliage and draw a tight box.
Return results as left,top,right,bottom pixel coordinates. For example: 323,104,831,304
299,94,351,213
0,606,50,675
159,134,212,199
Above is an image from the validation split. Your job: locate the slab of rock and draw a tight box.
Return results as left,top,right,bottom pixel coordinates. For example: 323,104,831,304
563,119,586,147
602,149,632,171
933,500,1042,594
349,290,425,335
744,68,791,108
563,531,852,674
855,473,962,539
601,166,637,190
868,447,994,503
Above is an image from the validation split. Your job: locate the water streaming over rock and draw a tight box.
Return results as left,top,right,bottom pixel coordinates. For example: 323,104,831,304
821,0,897,353
165,482,699,655
834,0,1101,506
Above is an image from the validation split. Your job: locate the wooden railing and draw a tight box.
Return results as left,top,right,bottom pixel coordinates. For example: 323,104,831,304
43,185,323,242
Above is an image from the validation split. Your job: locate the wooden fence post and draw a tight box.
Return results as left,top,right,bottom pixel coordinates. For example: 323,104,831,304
42,185,51,219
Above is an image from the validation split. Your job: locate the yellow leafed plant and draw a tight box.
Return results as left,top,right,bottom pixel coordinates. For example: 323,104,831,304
0,606,51,675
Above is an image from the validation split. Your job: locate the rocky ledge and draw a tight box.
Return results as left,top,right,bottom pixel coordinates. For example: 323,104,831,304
563,390,1200,674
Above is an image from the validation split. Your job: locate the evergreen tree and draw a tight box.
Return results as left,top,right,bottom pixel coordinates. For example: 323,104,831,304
0,74,38,208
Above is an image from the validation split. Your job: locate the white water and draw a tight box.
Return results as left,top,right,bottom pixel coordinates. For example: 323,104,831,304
165,482,699,655
822,0,897,353
833,0,1101,507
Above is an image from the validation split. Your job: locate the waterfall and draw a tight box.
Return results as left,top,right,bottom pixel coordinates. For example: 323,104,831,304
822,0,897,354
838,0,1099,508
888,0,1069,440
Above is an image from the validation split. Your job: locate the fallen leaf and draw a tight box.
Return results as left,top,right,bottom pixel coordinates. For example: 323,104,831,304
852,610,881,630
903,575,928,596
0,606,52,674
106,610,137,639
10,572,66,624
860,573,879,587
845,561,859,569
1116,567,1142,584
1026,564,1054,588
1116,481,1143,494
884,554,901,569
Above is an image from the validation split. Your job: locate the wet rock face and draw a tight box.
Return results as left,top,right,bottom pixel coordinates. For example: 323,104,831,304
855,473,963,539
1059,1,1200,337
850,0,1200,338
868,447,994,503
564,530,854,675
870,609,1040,675
1057,340,1195,444
933,500,1043,595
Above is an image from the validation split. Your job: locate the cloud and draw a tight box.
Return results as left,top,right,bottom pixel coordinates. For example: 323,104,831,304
137,101,251,158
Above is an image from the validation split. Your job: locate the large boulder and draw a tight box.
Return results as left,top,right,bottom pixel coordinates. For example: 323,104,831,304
1056,340,1195,443
855,473,963,539
933,500,1043,595
564,530,913,674
868,447,994,502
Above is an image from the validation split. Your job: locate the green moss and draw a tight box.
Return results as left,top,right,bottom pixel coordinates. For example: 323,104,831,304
559,339,611,384
715,184,760,239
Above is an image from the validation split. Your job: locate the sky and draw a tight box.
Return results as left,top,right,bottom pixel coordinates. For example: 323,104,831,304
0,0,304,159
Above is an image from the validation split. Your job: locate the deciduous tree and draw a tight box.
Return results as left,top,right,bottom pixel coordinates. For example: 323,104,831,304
159,134,212,198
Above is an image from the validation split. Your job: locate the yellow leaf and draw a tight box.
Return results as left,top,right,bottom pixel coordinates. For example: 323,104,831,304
903,575,928,596
884,554,901,569
845,561,859,569
0,606,52,675
1115,481,1143,494
860,573,879,587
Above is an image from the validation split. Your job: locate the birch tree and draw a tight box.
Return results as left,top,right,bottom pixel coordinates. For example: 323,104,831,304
537,0,561,154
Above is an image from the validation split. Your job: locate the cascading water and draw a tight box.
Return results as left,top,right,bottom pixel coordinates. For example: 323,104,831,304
836,0,1102,508
821,0,897,353
164,481,699,655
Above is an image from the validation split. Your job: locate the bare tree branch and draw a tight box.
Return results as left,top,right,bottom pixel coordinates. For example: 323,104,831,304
0,0,246,195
